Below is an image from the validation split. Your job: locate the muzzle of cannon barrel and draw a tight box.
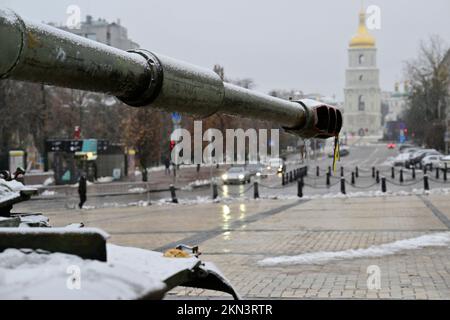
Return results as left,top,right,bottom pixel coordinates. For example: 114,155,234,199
0,7,342,139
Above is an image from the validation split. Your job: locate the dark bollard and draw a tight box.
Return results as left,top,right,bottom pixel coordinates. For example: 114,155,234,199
326,172,330,187
412,167,416,179
444,169,447,182
212,183,218,200
340,166,344,177
355,166,359,178
436,167,440,179
297,178,303,198
424,175,429,191
351,172,355,185
253,182,259,199
282,173,286,186
316,166,320,177
289,171,293,183
391,167,395,179
381,177,387,193
372,167,375,178
170,184,178,204
340,178,346,194
400,169,404,183
328,166,332,176
376,170,380,184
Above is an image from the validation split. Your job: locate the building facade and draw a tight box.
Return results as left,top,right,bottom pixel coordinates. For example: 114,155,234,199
59,15,139,50
382,83,410,123
344,10,381,135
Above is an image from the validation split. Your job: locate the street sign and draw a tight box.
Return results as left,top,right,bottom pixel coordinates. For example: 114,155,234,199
171,112,182,124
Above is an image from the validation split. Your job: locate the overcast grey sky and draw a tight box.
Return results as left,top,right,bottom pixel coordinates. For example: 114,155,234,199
1,0,449,100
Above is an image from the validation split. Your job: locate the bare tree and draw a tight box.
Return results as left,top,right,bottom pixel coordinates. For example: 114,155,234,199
121,107,162,181
403,35,449,150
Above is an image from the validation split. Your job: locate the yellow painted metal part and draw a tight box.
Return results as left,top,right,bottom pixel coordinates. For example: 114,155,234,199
163,248,191,258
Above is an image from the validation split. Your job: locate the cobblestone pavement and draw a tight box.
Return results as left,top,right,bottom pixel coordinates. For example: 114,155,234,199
45,194,450,299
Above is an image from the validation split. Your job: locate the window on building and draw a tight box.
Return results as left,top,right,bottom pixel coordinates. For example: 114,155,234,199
358,95,365,111
358,54,365,65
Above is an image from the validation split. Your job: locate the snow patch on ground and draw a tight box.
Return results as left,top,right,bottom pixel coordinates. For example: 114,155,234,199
128,187,147,193
41,190,57,197
259,232,450,266
97,177,114,184
43,177,55,186
181,179,211,191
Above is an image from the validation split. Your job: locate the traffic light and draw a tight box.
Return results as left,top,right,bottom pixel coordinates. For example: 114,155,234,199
74,126,81,140
170,140,176,151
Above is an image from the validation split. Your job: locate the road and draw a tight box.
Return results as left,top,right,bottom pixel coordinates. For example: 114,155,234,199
14,140,449,214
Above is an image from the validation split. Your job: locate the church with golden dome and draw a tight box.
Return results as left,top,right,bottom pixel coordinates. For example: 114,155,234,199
344,9,381,135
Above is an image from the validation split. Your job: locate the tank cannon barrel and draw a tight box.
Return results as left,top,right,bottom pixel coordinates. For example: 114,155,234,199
0,7,342,139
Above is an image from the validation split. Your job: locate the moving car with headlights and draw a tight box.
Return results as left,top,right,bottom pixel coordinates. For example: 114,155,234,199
222,166,252,184
266,158,286,174
245,163,266,178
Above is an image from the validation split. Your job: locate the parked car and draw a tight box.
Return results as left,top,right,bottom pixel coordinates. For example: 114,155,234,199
421,154,442,169
438,155,450,171
266,158,286,174
408,149,441,168
393,153,411,166
401,147,420,154
221,166,252,184
399,144,416,153
328,145,350,158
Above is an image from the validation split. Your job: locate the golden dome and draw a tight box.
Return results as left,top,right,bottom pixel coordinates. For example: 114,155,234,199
349,11,375,48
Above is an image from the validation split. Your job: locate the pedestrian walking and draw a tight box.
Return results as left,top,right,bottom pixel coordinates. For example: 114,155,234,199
164,157,171,175
78,173,87,209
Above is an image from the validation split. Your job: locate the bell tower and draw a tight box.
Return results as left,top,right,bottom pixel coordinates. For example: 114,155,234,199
344,10,381,135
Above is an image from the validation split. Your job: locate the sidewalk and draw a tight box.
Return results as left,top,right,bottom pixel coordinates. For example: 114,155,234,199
36,165,229,197
44,193,450,299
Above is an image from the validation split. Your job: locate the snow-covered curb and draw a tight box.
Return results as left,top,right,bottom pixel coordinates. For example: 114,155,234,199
181,179,212,191
75,188,450,211
259,232,450,266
